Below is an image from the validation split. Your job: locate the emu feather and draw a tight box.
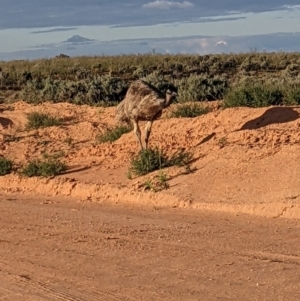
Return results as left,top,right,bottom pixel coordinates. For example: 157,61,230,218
115,80,177,150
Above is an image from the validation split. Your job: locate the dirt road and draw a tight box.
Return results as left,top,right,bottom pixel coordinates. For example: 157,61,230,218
0,195,299,301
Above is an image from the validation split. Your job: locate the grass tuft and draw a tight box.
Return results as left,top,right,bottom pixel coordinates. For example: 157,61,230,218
129,147,169,176
26,111,62,130
20,157,67,177
0,157,13,176
96,124,133,143
129,147,193,177
142,171,170,192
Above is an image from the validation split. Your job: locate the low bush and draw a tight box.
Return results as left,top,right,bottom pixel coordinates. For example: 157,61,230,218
129,147,193,176
283,84,300,105
0,157,13,176
2,52,300,107
177,74,228,102
223,83,284,108
169,103,210,118
20,157,67,177
26,111,62,129
21,75,128,106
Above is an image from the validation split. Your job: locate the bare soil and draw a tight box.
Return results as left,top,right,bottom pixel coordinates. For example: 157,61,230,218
1,101,300,299
0,195,300,300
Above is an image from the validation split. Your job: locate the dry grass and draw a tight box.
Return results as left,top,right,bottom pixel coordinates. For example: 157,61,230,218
25,111,62,129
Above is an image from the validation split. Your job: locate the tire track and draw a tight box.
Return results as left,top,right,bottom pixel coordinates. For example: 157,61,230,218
0,260,128,301
241,251,300,265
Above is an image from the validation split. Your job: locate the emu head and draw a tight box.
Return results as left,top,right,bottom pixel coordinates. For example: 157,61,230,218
165,88,178,107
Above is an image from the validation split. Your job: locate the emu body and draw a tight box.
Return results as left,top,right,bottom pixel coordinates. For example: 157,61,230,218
115,80,177,150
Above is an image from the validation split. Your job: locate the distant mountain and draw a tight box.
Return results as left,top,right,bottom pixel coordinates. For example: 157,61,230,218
63,35,97,44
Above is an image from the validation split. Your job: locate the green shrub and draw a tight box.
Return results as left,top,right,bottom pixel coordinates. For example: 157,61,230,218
129,147,193,176
129,147,170,176
0,157,13,176
3,52,300,107
96,124,133,143
20,157,67,177
223,83,284,108
169,103,210,118
177,74,228,102
283,85,300,105
142,70,177,95
26,111,62,129
21,75,128,105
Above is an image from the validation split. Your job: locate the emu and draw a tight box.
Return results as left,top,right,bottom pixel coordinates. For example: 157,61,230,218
115,79,177,150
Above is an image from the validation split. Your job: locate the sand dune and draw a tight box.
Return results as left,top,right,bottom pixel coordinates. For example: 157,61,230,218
1,100,300,219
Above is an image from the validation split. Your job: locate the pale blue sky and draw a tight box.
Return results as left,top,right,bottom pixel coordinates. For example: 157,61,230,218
0,1,299,60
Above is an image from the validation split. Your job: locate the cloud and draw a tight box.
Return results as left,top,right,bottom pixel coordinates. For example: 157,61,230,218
31,27,78,34
109,16,246,28
281,5,300,10
2,32,300,61
215,40,228,46
1,1,300,29
142,1,194,9
148,32,300,54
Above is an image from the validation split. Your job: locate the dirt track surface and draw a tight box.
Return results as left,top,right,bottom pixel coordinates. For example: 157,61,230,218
1,196,300,301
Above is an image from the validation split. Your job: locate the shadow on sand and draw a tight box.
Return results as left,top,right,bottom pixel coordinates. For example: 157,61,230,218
0,117,14,128
239,107,300,130
62,165,92,175
196,132,216,146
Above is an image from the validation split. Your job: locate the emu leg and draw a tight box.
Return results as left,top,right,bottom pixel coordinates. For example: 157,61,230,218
145,121,153,150
133,120,144,150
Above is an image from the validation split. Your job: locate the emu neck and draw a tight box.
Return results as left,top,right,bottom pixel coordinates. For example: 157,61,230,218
164,94,173,108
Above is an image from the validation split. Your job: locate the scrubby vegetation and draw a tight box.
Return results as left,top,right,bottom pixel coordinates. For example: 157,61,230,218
169,102,211,118
142,170,170,192
0,52,299,108
20,156,67,177
0,152,67,178
129,147,193,177
223,75,300,108
25,111,62,129
96,124,133,143
0,157,13,176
